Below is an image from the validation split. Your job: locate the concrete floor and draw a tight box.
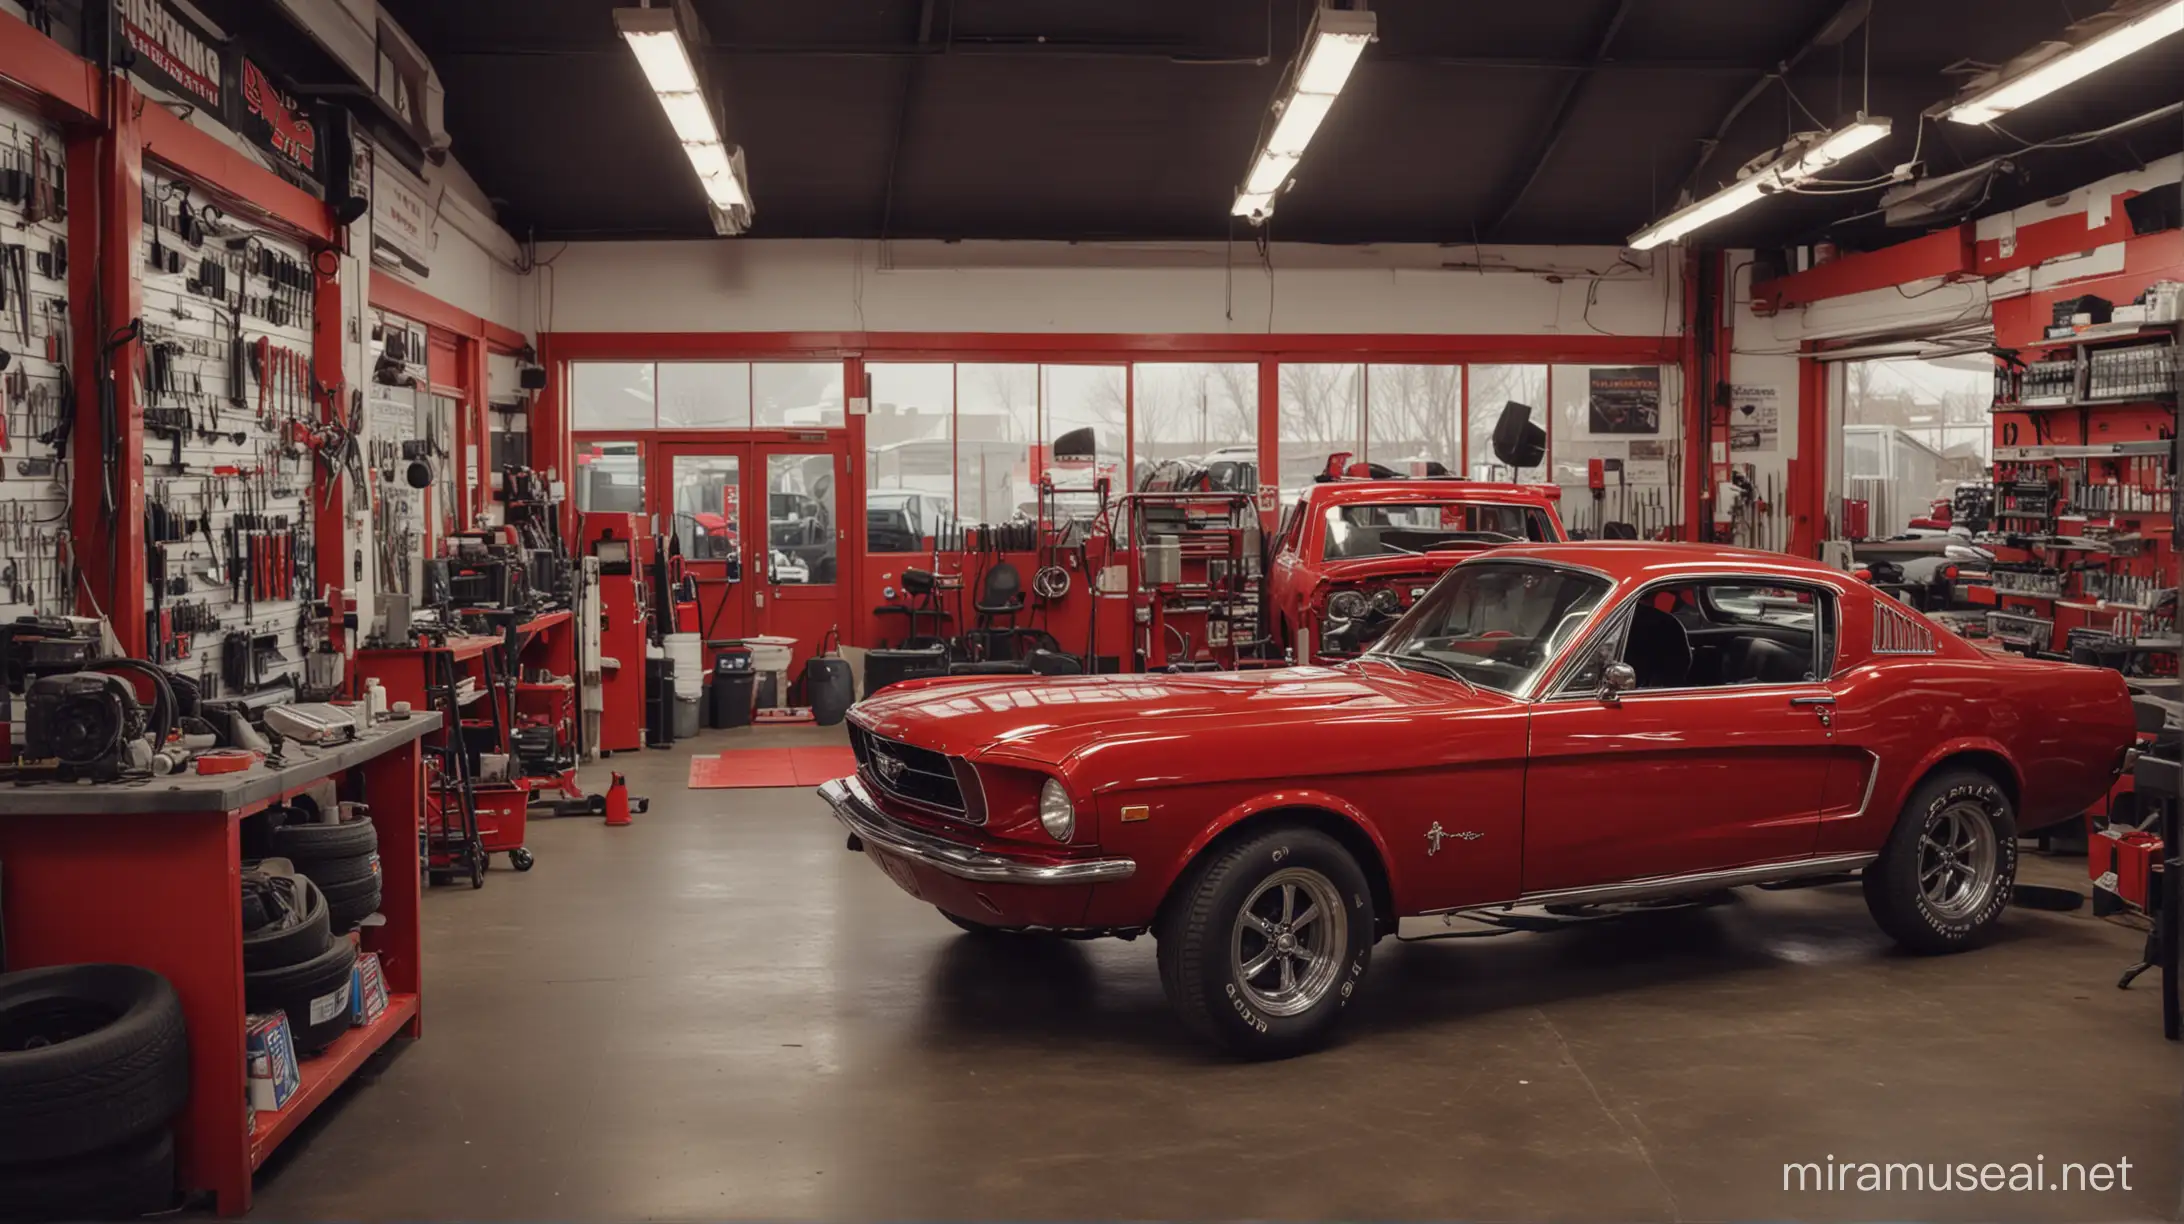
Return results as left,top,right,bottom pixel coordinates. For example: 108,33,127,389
246,724,2181,1221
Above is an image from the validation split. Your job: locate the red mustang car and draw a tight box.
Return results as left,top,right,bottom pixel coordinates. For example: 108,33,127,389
822,543,2135,1057
1267,474,1566,662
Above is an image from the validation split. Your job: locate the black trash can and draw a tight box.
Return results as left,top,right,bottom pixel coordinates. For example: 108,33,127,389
711,650,755,728
805,654,854,726
646,657,676,747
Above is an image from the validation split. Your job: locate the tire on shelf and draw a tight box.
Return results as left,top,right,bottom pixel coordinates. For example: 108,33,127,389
1156,825,1374,1060
325,882,383,934
0,965,190,1163
244,938,358,1055
242,877,332,972
296,850,381,891
0,1127,176,1221
267,816,378,863
1863,767,2017,955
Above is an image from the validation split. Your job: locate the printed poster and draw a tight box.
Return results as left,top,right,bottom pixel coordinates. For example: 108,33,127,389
1728,383,1783,453
1587,367,1661,435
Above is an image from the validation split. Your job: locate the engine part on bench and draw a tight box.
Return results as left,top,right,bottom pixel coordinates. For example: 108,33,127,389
24,673,149,780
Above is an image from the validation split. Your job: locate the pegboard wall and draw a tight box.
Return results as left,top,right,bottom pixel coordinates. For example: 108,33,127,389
366,308,430,602
138,167,325,700
0,102,75,626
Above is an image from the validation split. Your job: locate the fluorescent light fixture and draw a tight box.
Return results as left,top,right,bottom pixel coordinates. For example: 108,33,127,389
1628,117,1891,250
615,5,754,234
1231,5,1376,223
1946,0,2183,124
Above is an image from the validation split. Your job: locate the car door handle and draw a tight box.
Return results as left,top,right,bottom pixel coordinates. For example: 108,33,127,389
1789,695,1836,706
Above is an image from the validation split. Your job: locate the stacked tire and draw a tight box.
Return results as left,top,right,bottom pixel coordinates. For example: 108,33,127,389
269,814,383,934
241,869,357,1056
0,965,188,1220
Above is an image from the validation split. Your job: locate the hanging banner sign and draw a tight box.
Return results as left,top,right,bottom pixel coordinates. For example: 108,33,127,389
234,55,325,197
371,156,433,277
119,0,228,113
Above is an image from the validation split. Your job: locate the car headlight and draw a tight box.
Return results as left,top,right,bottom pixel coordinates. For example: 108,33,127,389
1370,588,1402,616
1038,777,1075,842
1327,590,1367,621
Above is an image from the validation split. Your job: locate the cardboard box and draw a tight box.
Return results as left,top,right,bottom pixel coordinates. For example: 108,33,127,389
352,951,388,1025
246,1012,300,1111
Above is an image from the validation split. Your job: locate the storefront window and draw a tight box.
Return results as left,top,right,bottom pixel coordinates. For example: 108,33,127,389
1133,363,1258,494
1278,363,1362,500
1041,365,1125,525
957,363,1037,526
867,363,956,552
753,362,845,428
1366,364,1462,475
670,454,741,561
575,439,645,513
1551,364,1676,533
658,363,752,428
1843,356,1992,536
1467,364,1548,482
572,363,654,429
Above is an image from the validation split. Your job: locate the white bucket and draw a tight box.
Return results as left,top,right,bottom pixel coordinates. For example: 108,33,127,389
665,633,704,699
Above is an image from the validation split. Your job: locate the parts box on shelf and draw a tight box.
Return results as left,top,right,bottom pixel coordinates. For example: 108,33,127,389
245,1012,300,1112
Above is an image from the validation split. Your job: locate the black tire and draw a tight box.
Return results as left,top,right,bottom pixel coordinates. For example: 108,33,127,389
0,1127,176,1221
268,817,377,863
1155,825,1373,1059
242,878,332,972
510,847,535,872
244,938,357,1055
326,883,382,935
0,965,189,1163
1863,768,2018,954
297,851,380,891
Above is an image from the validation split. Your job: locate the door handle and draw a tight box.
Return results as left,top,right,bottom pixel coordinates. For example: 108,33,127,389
1789,695,1836,706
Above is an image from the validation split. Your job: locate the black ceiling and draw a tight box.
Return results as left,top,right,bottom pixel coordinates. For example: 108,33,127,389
375,0,2184,252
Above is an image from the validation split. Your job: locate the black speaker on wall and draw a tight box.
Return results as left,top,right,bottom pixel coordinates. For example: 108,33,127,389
1491,402,1546,470
2124,183,2181,236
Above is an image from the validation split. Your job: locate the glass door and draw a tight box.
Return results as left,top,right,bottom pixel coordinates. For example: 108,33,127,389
659,442,752,644
750,443,849,676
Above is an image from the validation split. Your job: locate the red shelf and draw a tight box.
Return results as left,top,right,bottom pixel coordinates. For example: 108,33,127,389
249,992,419,1170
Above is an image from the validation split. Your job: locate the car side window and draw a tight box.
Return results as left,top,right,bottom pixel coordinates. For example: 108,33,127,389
1552,578,1837,696
1272,500,1306,556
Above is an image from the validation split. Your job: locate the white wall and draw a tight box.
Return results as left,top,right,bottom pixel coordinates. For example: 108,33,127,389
540,240,1682,338
370,150,532,335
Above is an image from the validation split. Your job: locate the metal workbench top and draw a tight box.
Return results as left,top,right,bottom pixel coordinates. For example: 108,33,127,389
0,712,442,816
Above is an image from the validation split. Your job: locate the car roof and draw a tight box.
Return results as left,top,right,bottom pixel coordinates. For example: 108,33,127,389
1469,541,1856,586
1302,480,1560,509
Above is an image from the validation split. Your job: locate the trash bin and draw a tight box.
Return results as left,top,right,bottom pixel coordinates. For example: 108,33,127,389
673,696,701,738
713,656,756,728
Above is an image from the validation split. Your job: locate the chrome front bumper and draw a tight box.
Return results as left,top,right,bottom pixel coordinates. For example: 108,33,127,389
818,776,1136,885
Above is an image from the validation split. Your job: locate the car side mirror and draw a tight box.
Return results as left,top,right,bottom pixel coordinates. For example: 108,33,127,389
1597,661,1637,705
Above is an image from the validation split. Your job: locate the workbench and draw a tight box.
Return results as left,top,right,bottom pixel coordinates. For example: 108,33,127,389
0,714,437,1215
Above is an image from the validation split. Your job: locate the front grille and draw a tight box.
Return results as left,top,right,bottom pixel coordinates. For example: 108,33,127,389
848,724,970,818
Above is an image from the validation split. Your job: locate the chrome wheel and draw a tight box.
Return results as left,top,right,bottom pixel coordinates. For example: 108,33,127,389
1230,867,1347,1018
1918,800,1999,921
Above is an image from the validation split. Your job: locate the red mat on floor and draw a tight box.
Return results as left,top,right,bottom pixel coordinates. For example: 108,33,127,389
688,746,859,789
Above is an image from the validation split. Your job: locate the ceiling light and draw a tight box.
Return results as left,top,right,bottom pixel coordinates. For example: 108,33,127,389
1232,5,1376,224
1628,117,1891,250
1946,0,2182,124
615,4,754,235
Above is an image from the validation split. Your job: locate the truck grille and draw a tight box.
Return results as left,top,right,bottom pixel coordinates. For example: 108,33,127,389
848,725,971,819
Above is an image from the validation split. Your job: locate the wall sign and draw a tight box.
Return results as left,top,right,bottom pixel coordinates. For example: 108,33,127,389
119,0,227,113
371,156,432,277
1587,367,1662,435
1728,382,1784,453
235,56,324,197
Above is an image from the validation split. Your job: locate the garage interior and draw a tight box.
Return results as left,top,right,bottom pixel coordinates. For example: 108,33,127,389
0,0,2178,1220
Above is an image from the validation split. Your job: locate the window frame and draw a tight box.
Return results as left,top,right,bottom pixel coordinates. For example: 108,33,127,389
1545,573,1846,700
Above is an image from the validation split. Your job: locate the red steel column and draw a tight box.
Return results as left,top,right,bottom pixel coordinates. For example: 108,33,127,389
69,77,144,649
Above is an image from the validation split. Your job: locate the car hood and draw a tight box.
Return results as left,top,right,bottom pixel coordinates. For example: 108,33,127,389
852,665,1508,775
1312,550,1485,585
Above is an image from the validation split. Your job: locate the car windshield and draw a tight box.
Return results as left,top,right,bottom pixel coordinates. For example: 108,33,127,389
1321,502,1554,559
1368,562,1610,694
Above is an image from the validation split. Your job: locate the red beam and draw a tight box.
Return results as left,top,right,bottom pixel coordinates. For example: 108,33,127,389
540,330,1683,363
1974,196,2144,278
1750,225,1977,311
369,272,527,351
0,9,98,121
71,79,147,658
137,90,332,245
